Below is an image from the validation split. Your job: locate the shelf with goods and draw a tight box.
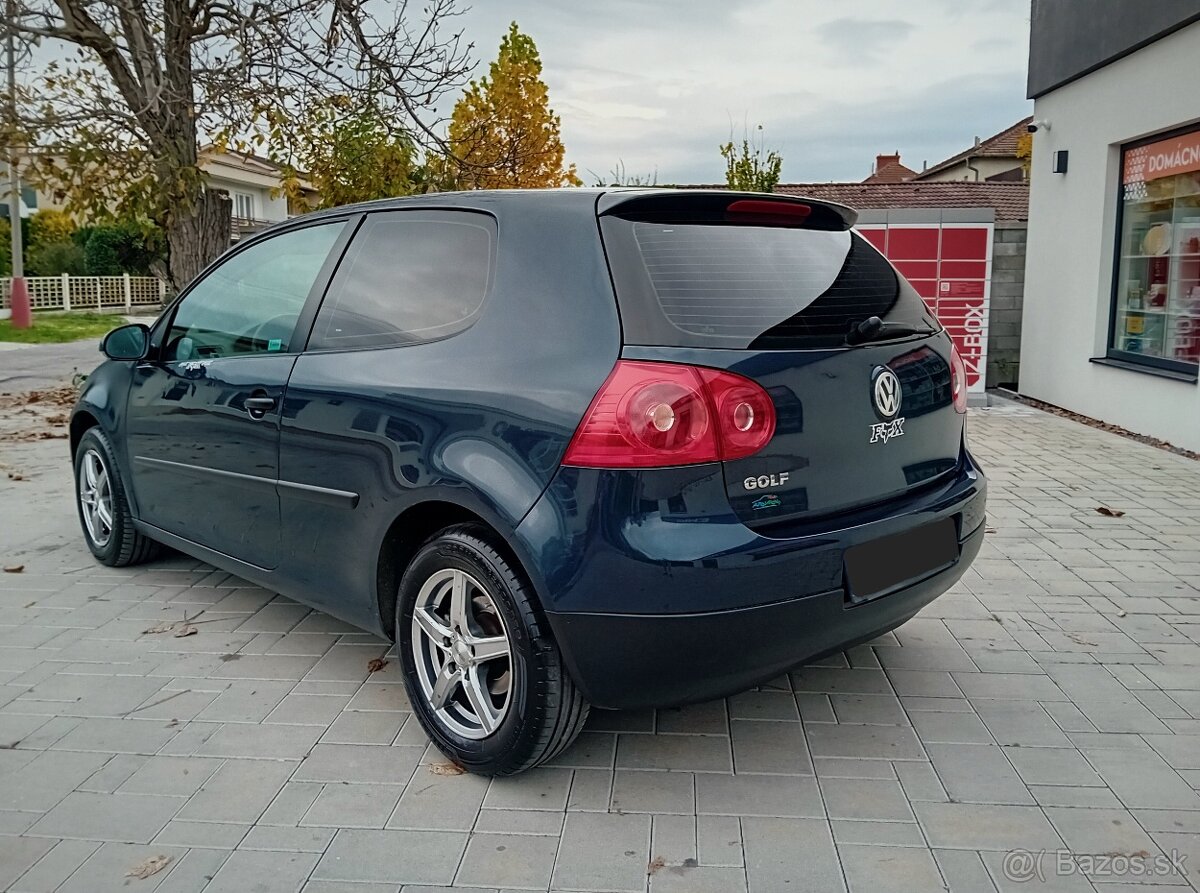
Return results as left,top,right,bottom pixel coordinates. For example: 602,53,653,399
1113,171,1200,366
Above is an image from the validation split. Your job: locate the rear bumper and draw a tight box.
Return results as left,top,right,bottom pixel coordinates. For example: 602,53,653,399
517,451,985,709
547,521,982,708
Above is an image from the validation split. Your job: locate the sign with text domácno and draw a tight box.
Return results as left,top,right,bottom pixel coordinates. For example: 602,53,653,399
1124,131,1200,185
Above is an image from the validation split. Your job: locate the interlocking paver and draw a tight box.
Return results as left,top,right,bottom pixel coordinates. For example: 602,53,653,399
551,812,651,893
303,783,402,829
840,845,942,893
175,759,294,824
615,732,733,772
3,395,1200,890
925,742,1035,805
26,790,182,843
820,776,914,821
292,742,423,784
7,838,100,893
695,772,823,818
914,801,1064,851
204,849,320,893
387,767,489,830
56,842,191,893
0,836,56,890
312,828,467,885
455,832,558,889
742,817,844,892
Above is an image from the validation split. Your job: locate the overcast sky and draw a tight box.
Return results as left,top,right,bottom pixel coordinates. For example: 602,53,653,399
454,0,1032,184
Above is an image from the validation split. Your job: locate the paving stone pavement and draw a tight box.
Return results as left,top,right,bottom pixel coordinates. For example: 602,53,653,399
0,398,1198,892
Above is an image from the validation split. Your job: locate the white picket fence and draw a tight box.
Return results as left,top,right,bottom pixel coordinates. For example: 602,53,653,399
0,275,168,312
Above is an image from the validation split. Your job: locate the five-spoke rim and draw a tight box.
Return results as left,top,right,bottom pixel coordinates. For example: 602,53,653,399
78,449,113,548
410,568,512,740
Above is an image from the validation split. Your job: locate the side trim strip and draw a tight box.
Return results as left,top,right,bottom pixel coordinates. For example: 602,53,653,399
276,478,360,509
133,456,359,509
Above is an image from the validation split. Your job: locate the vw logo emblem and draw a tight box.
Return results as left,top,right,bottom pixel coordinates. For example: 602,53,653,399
872,367,902,420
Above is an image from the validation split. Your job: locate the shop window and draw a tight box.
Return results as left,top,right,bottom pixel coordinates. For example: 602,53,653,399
1111,125,1200,375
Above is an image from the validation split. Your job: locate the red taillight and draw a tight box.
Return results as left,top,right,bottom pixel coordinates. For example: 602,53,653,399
563,361,777,468
950,345,968,413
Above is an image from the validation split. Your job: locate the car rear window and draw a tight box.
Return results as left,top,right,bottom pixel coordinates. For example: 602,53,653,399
308,210,495,351
600,217,938,349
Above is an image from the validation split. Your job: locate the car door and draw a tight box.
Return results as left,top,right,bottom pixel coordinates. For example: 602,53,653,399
124,219,351,569
275,209,499,625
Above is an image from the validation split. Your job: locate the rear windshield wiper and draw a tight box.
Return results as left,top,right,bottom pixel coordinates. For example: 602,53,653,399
845,316,935,346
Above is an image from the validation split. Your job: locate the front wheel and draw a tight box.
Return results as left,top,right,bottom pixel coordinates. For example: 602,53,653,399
397,525,588,775
74,427,160,567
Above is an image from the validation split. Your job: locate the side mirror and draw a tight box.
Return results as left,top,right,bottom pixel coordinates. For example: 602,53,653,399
101,323,150,361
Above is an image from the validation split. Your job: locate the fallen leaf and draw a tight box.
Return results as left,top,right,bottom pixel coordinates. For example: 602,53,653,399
367,657,388,673
647,856,667,876
126,854,172,879
142,621,174,635
1116,609,1127,618
7,472,23,480
173,624,198,638
3,565,23,574
1095,506,1125,518
428,761,466,776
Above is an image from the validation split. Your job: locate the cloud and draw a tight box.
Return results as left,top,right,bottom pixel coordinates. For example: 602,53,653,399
815,17,916,58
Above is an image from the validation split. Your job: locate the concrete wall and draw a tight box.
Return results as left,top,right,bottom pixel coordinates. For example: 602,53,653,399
989,221,1026,387
1021,21,1200,452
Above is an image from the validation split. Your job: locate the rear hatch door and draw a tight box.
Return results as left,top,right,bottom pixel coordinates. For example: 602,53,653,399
598,191,964,528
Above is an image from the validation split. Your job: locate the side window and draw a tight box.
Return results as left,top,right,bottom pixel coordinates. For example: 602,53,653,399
164,221,345,362
308,210,495,351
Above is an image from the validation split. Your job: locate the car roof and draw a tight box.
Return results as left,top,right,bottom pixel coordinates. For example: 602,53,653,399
260,187,857,234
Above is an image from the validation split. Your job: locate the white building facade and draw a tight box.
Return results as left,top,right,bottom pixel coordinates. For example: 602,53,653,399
1021,2,1200,452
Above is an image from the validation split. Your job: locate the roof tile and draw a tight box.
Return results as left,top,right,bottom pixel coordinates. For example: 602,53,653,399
773,181,1029,220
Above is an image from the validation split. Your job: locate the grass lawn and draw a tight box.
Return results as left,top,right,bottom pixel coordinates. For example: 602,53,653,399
0,313,121,344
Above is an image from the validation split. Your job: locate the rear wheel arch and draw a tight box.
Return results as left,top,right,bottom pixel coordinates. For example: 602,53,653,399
376,500,543,639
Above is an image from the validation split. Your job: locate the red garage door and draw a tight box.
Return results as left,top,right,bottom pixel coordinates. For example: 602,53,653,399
858,223,993,394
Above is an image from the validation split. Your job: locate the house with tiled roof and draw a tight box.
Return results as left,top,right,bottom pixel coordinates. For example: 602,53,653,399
914,117,1033,182
863,152,918,184
774,180,1028,221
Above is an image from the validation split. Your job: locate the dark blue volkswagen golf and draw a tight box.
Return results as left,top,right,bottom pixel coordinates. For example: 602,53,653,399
71,189,985,774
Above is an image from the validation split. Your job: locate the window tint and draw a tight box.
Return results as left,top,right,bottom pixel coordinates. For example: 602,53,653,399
309,211,494,350
601,219,938,349
165,222,344,362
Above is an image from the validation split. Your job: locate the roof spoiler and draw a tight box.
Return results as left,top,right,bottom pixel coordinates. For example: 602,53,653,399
597,189,858,231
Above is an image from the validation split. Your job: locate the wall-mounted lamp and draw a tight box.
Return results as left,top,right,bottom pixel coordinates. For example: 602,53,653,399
1052,150,1069,174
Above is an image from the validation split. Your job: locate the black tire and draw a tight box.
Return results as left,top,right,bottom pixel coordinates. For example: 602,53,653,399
73,427,161,567
396,525,589,776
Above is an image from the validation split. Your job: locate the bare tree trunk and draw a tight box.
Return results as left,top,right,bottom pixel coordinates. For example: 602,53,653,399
165,189,231,290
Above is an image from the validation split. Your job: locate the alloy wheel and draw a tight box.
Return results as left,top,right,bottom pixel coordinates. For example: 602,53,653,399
78,449,114,548
410,567,513,739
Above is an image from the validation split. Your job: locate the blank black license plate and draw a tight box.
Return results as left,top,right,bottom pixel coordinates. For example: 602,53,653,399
844,518,958,602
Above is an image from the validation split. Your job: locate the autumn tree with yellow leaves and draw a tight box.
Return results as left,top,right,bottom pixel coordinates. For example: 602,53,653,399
446,23,581,189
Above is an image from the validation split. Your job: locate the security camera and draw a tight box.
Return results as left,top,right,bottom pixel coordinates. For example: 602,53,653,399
1027,119,1050,133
